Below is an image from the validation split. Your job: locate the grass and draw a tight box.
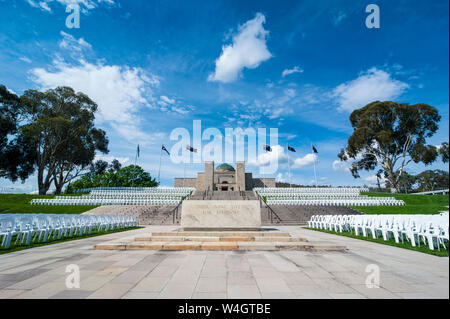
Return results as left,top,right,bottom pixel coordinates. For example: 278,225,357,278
350,192,449,215
305,227,449,257
0,194,97,214
0,226,142,255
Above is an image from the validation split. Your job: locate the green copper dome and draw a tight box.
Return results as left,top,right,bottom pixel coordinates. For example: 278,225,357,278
215,163,235,171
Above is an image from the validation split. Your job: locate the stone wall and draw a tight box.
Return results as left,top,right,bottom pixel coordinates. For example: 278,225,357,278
252,178,276,188
181,200,261,229
204,161,214,191
236,161,246,191
174,178,197,188
196,172,205,190
245,173,253,190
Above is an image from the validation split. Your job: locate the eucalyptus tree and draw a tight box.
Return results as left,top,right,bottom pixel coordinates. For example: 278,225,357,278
11,86,109,194
0,85,35,182
439,142,449,163
338,101,441,192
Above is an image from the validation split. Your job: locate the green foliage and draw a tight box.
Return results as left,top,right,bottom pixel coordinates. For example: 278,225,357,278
385,169,448,193
439,142,449,163
1,85,109,194
90,160,109,175
415,170,449,192
0,194,96,214
338,101,441,192
0,85,35,182
397,171,417,193
69,165,158,191
110,159,122,171
352,192,449,215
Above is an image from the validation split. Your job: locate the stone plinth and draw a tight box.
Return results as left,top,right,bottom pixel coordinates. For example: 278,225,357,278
180,200,261,230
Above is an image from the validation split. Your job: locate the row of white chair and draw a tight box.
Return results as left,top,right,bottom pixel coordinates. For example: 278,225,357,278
307,213,449,251
90,190,192,194
30,198,181,206
0,214,138,249
255,187,369,194
259,194,370,199
30,187,193,206
267,199,405,206
74,187,195,193
83,195,184,199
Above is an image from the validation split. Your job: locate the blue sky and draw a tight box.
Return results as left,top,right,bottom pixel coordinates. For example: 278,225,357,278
0,0,448,192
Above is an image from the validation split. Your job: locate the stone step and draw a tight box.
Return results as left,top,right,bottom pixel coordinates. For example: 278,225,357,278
262,221,308,225
149,231,291,237
134,235,307,242
94,241,346,251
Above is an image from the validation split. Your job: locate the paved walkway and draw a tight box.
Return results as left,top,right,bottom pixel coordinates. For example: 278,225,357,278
0,226,448,299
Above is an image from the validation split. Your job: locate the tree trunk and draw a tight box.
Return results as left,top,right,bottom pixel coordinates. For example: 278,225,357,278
38,168,54,195
384,165,400,193
38,181,51,195
37,167,48,195
55,185,63,194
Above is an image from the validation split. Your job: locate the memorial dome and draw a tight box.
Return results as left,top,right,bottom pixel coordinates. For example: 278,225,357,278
215,163,235,172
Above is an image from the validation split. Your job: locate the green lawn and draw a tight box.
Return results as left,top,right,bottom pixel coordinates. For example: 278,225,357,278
305,227,449,257
0,194,97,214
351,192,449,215
1,226,142,255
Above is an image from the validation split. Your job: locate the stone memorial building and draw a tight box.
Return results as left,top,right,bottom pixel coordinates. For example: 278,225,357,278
174,161,275,191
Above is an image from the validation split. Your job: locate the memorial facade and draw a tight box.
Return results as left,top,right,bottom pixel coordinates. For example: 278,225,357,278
174,161,276,191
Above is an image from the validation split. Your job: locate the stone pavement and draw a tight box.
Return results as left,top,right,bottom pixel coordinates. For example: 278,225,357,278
0,226,448,299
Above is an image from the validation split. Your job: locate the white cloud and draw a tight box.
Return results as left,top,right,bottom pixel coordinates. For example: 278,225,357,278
266,107,292,119
276,172,293,183
248,145,288,167
59,31,92,53
30,59,160,144
292,153,317,169
332,159,351,172
364,174,385,187
281,66,303,77
27,1,51,12
19,57,32,63
27,0,114,12
276,172,284,182
208,13,272,83
284,88,296,98
94,155,129,165
333,11,347,26
333,67,409,112
5,86,17,95
170,106,191,115
160,95,175,105
157,96,193,115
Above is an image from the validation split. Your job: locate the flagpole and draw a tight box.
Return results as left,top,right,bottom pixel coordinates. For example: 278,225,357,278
183,158,186,188
157,146,162,185
263,164,265,189
134,145,138,188
311,143,318,187
287,143,291,189
262,147,265,190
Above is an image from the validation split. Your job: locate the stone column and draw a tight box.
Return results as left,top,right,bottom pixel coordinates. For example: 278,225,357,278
204,161,214,191
236,161,245,191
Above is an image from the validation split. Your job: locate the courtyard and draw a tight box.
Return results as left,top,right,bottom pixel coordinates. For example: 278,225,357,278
0,226,447,299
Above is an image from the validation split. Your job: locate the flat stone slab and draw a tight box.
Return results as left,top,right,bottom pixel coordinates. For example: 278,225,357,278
149,231,291,237
2,225,447,300
94,240,346,251
93,228,345,251
180,200,261,229
134,236,307,242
